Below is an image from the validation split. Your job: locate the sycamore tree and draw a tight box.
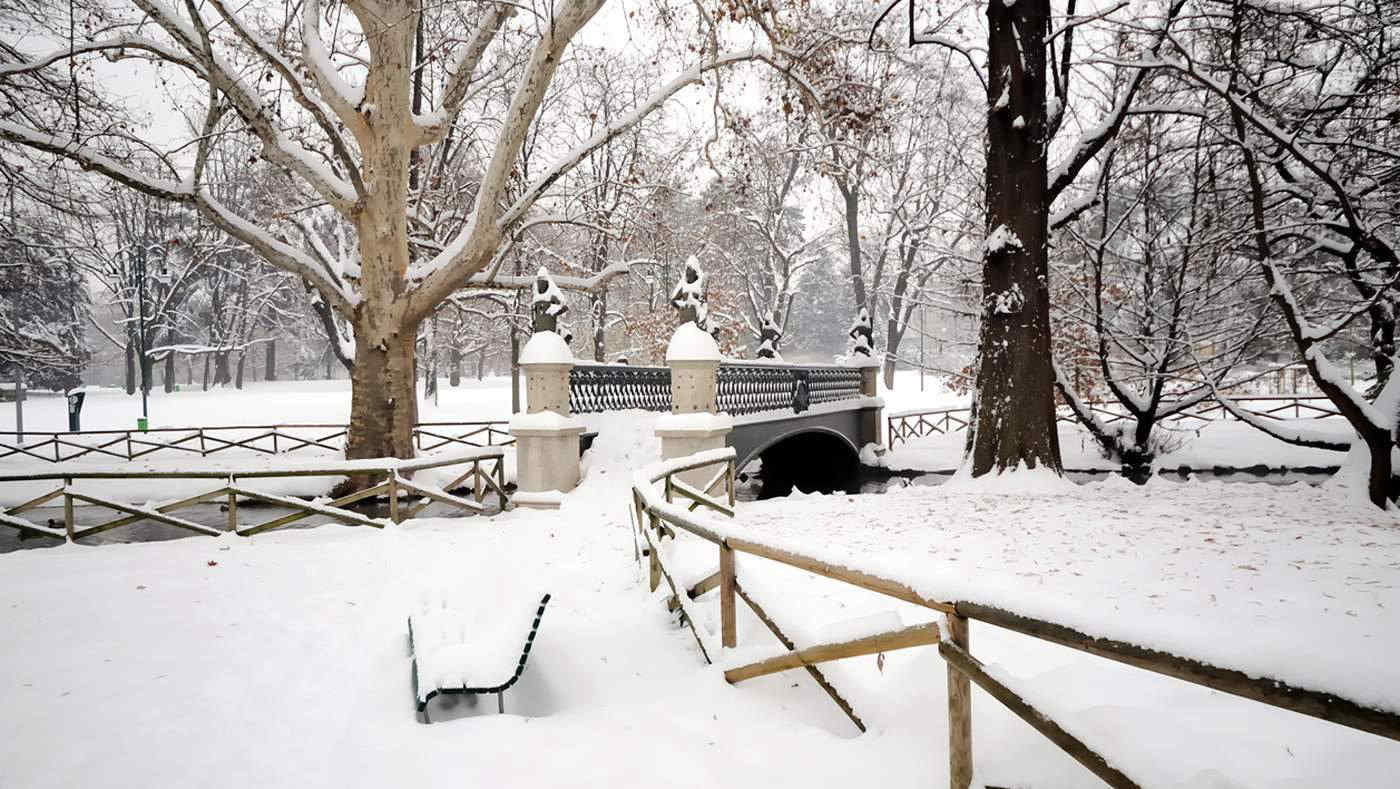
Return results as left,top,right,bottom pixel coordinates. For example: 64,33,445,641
0,0,791,471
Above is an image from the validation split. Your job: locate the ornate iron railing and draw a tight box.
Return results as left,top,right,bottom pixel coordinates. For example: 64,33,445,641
569,364,672,413
716,364,863,416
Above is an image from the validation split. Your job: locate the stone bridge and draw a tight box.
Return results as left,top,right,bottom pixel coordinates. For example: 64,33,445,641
568,355,883,496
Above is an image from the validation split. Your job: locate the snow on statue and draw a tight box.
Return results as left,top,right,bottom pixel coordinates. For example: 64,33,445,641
669,256,709,330
757,314,782,360
531,268,568,334
848,308,873,357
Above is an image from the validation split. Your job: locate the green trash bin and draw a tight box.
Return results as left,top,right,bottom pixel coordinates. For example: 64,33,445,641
137,417,148,432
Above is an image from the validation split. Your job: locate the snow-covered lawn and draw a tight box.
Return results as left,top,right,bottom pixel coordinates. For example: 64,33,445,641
3,393,1398,787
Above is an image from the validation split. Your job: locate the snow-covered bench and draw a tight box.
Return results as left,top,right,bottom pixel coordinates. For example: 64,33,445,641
408,593,551,723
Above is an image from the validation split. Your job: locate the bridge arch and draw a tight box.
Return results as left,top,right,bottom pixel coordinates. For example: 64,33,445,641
734,425,862,499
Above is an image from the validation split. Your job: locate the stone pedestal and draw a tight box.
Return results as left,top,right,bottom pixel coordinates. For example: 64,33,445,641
853,357,884,447
511,331,583,509
657,323,732,490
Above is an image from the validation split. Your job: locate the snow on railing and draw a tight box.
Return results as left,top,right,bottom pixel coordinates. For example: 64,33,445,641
0,447,509,543
0,421,514,464
886,394,1343,447
629,446,1400,787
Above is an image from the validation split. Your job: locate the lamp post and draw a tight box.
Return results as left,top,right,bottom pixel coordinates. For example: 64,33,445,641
135,246,149,430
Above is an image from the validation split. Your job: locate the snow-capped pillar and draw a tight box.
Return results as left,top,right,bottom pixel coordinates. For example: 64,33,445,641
850,354,885,447
509,331,584,509
656,323,733,490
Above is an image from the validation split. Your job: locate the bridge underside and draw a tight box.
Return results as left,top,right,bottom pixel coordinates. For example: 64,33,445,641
730,406,880,497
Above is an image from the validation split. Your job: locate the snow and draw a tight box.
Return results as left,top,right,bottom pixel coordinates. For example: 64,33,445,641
655,412,735,433
508,410,583,432
665,322,722,363
411,585,548,697
519,331,575,366
983,224,1023,256
3,376,1398,787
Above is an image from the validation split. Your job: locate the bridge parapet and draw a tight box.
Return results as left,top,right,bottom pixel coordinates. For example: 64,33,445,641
716,363,864,416
569,364,671,413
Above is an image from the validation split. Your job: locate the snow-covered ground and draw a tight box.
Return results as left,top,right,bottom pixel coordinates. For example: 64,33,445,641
3,374,1395,787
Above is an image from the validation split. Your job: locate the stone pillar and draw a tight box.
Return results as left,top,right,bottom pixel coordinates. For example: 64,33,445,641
656,323,732,490
851,356,884,449
509,331,584,509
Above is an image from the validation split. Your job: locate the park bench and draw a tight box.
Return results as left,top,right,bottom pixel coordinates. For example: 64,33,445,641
408,593,551,723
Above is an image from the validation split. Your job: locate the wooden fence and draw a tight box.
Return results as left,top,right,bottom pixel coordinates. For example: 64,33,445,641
629,448,1400,787
887,394,1343,447
0,421,513,464
0,448,508,543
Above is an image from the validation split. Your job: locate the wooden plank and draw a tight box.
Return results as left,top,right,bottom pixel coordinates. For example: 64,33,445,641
6,486,65,515
672,476,735,517
724,622,940,684
64,489,223,537
640,524,712,664
726,536,956,613
940,640,1142,789
235,481,386,534
719,543,736,648
734,583,865,733
235,481,389,537
0,510,65,539
956,601,1400,743
393,475,485,514
72,487,232,540
688,570,721,599
947,613,972,789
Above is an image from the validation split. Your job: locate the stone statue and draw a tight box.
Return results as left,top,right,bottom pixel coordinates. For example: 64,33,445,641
531,267,567,333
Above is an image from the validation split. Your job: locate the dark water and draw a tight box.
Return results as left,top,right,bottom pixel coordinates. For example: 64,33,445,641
736,465,1337,502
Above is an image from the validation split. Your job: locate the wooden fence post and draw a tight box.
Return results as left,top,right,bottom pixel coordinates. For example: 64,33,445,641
227,487,237,533
720,542,736,648
63,476,74,542
388,473,400,524
947,612,972,789
648,512,661,592
726,460,736,509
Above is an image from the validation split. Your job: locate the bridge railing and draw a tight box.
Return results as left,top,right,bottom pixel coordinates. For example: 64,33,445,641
569,363,672,413
716,363,863,416
0,421,514,465
886,394,1343,447
630,447,1400,787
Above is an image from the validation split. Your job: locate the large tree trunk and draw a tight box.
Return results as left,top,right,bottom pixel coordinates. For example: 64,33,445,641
968,0,1063,477
345,322,419,462
265,340,277,382
163,330,176,393
212,352,232,387
124,340,136,395
882,317,904,390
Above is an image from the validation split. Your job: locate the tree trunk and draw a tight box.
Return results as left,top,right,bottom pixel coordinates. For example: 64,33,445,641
139,349,154,397
344,321,419,467
201,354,211,391
883,316,904,390
124,341,136,395
213,352,232,386
477,345,486,380
235,352,246,389
969,0,1063,477
592,291,607,362
265,340,277,382
449,347,462,387
510,332,521,413
163,330,176,393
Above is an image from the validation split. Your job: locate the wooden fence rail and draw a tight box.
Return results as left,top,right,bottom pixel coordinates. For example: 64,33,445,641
0,449,508,544
629,448,1400,788
0,421,513,465
887,394,1343,447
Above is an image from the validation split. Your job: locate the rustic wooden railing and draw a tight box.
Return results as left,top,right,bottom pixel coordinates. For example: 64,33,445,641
887,394,1343,447
629,448,1400,787
0,421,513,465
0,448,508,543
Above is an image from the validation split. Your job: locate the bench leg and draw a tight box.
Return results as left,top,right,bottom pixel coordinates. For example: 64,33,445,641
497,691,504,714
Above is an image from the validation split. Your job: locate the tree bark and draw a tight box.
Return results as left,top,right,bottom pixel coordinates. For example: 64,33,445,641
969,0,1063,476
265,340,277,382
235,352,246,389
124,340,136,395
344,320,419,467
213,352,232,387
163,330,176,393
449,347,462,387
